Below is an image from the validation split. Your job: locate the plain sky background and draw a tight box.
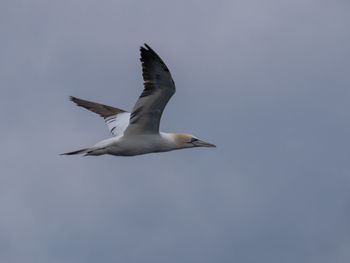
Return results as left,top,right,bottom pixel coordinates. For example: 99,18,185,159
1,0,350,262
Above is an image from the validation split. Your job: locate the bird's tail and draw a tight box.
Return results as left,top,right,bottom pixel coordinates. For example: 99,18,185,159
60,148,89,156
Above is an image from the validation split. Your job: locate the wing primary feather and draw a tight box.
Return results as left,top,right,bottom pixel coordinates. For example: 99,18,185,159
142,43,170,72
124,44,176,135
70,96,126,118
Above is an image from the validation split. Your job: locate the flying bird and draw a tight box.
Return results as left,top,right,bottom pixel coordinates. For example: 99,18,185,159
62,44,215,156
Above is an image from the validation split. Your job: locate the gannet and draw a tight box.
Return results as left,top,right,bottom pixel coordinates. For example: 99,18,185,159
62,44,215,156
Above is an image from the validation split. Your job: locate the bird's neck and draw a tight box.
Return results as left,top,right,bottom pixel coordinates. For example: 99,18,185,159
160,132,193,149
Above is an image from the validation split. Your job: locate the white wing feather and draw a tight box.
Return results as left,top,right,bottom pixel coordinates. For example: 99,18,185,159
105,112,130,136
70,96,129,136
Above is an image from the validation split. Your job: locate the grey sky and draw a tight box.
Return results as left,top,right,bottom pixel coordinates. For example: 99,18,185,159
1,0,350,262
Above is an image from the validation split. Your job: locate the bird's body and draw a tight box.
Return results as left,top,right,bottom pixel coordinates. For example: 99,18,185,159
63,44,215,157
86,133,182,156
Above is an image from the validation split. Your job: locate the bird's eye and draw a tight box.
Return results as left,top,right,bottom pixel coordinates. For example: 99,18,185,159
190,138,198,143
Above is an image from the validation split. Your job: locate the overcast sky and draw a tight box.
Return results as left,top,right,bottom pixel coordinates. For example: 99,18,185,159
1,0,350,262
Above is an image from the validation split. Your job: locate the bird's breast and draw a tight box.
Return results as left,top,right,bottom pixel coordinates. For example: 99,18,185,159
107,134,176,156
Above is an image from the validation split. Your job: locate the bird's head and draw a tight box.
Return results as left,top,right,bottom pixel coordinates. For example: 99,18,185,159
173,133,216,149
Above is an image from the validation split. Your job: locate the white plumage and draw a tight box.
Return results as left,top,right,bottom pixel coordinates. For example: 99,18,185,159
105,112,130,136
62,44,215,157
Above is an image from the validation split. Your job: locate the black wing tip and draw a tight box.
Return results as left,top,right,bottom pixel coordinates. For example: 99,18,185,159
69,96,79,103
140,43,151,50
140,43,158,58
144,43,152,50
140,43,170,72
69,96,84,108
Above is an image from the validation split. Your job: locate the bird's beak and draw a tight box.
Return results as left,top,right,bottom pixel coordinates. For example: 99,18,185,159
193,139,216,148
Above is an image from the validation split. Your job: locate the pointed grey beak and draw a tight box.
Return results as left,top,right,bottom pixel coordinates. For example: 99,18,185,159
193,139,216,148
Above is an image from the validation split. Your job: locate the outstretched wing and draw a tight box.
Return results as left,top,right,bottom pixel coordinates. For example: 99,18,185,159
124,44,176,135
70,96,130,136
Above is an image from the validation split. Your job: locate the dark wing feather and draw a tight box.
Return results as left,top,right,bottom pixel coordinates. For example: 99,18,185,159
70,96,126,118
124,44,176,135
70,96,129,136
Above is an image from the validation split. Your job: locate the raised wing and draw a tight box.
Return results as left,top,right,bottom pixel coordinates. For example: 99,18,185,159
124,44,176,135
70,96,130,136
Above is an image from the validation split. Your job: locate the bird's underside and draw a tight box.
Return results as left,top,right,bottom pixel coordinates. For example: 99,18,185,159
62,44,215,157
